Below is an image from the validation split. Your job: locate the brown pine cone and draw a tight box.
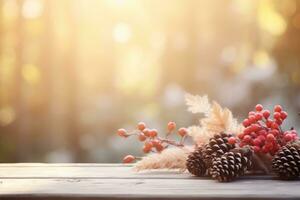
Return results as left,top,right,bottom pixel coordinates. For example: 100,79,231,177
272,142,300,180
186,146,207,177
203,132,236,167
210,147,253,182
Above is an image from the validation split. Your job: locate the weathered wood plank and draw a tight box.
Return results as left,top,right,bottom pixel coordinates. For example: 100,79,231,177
0,165,188,179
0,164,298,199
0,163,130,167
0,178,299,199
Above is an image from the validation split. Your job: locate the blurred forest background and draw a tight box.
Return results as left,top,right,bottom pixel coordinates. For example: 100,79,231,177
0,0,300,162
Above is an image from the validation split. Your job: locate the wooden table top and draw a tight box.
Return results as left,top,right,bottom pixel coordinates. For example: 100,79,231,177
0,163,299,200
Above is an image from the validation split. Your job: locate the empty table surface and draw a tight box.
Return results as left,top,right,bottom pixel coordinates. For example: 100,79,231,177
0,163,299,200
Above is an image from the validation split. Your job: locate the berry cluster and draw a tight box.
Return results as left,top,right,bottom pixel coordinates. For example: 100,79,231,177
117,121,188,163
239,104,298,155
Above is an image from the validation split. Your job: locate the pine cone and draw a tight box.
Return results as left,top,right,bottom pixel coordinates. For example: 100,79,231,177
272,142,300,180
203,132,235,167
186,146,207,177
210,147,253,182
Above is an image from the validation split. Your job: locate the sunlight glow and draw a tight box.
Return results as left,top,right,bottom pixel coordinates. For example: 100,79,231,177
114,48,159,96
22,0,43,19
113,23,132,43
0,106,15,126
22,64,40,85
258,1,286,35
253,50,271,68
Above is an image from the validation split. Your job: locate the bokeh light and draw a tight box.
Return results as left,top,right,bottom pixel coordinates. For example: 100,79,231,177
0,0,299,163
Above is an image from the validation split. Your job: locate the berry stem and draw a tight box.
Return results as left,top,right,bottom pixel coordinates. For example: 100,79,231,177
165,130,172,139
279,126,283,134
135,156,143,160
127,130,140,136
158,137,184,147
180,135,187,145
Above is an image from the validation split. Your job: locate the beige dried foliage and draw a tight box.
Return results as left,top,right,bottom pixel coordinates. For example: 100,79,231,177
133,147,192,171
185,94,243,145
187,126,213,146
200,101,242,135
185,93,211,116
201,102,231,133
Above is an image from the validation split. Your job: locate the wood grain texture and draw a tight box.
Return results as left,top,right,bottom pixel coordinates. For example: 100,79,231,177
0,164,299,200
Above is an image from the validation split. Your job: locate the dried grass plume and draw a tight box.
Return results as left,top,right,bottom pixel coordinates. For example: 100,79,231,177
187,126,213,146
134,147,193,171
186,94,243,145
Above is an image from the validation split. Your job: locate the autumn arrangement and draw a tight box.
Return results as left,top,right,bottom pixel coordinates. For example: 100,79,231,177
117,94,300,182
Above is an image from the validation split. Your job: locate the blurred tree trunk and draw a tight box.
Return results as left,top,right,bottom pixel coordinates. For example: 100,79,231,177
14,0,29,161
186,0,198,91
39,0,54,157
65,1,84,162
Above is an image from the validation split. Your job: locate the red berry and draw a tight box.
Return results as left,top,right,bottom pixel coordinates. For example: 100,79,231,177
273,143,280,152
248,115,256,123
152,140,164,152
253,146,261,153
274,105,282,112
250,132,257,138
290,130,298,140
138,133,147,141
239,142,245,147
145,141,153,148
253,138,261,146
273,112,281,120
284,133,293,142
243,135,252,143
293,135,299,140
178,127,188,137
290,130,297,135
248,111,256,116
270,129,279,136
143,128,151,137
251,124,261,132
155,143,164,152
271,123,279,130
255,113,263,120
262,145,269,153
117,128,128,137
255,104,263,112
280,111,288,120
265,142,273,149
143,142,153,153
151,139,160,146
238,133,244,139
266,120,273,128
143,147,151,153
167,121,176,132
123,155,135,163
262,110,270,119
244,127,252,135
228,137,236,145
258,130,267,136
242,119,251,127
275,119,282,125
266,134,275,142
149,129,158,138
137,122,146,131
258,135,266,142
